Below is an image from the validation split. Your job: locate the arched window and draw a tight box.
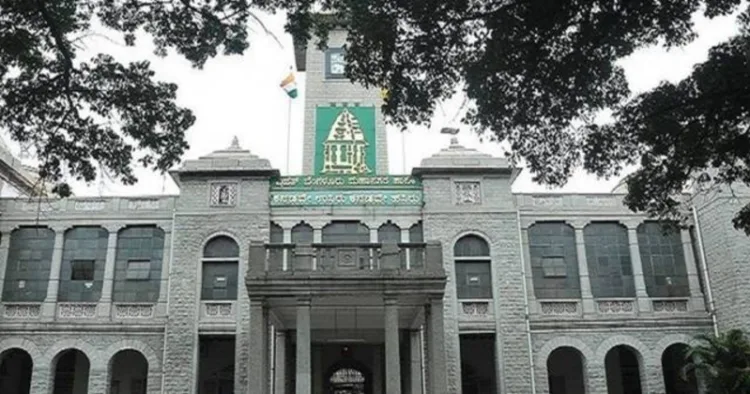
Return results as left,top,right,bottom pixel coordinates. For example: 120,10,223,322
201,236,240,300
584,223,634,298
270,222,283,244
109,350,148,394
291,223,314,244
3,227,55,302
528,222,580,299
409,222,425,268
114,226,165,303
637,222,689,297
60,226,108,302
454,235,492,299
377,222,401,244
322,221,370,244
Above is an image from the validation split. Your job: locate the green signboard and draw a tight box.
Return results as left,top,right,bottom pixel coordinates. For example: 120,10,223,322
271,175,421,190
314,106,376,175
270,190,423,207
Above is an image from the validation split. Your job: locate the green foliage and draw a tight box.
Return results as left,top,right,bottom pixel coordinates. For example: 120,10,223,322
686,329,750,393
0,0,256,195
260,0,750,233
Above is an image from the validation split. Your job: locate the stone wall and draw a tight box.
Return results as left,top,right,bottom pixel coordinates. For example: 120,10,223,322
422,173,531,393
695,192,750,331
162,176,271,393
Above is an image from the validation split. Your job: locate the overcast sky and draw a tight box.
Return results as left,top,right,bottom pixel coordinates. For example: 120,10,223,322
3,8,743,196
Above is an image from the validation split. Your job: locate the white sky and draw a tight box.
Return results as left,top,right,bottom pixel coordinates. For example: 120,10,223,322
3,8,743,196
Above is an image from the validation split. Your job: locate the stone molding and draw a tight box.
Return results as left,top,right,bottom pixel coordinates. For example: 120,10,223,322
113,303,155,319
652,299,689,313
536,336,595,366
57,303,97,318
597,300,636,314
595,334,650,361
0,338,43,361
2,303,41,319
539,300,579,316
42,338,104,367
654,334,700,358
102,339,162,371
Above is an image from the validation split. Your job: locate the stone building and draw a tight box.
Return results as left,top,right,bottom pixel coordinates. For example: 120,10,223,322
0,27,743,394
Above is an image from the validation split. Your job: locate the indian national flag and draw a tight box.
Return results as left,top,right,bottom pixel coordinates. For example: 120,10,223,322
280,72,298,99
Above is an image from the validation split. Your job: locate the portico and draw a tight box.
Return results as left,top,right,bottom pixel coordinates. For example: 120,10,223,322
246,242,447,394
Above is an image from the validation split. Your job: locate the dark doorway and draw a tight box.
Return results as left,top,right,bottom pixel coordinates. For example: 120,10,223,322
460,334,497,394
325,359,372,394
110,349,148,394
198,336,235,394
605,345,642,394
547,347,586,394
662,344,699,394
53,349,90,394
0,348,33,394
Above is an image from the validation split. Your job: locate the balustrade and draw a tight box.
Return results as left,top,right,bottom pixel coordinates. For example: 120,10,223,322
259,242,440,273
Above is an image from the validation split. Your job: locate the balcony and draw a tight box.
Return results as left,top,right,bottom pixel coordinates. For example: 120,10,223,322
246,241,447,298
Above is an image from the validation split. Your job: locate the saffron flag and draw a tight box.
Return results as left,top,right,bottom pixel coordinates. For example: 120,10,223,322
280,72,298,99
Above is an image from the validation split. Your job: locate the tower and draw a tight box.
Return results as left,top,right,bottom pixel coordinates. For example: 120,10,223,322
295,27,389,175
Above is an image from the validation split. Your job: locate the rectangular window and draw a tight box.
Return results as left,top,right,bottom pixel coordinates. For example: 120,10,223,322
456,261,492,299
126,260,151,280
71,260,95,281
542,256,567,278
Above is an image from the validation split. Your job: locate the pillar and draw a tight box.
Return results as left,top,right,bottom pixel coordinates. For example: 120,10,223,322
410,330,424,394
681,229,707,311
0,229,11,300
401,227,411,270
249,299,269,393
42,227,65,318
427,298,447,394
626,223,651,312
99,226,119,317
274,330,287,394
587,361,608,394
156,226,172,316
385,298,402,394
644,361,666,394
88,368,108,394
296,299,311,394
282,227,292,271
572,223,595,313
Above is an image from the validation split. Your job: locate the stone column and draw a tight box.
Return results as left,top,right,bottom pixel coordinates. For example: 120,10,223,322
274,330,287,394
572,222,595,313
147,369,163,394
249,299,269,393
427,298,447,394
99,226,120,318
0,229,12,300
296,299,311,394
519,225,538,314
88,368,108,394
385,298,402,394
156,227,172,316
283,227,292,271
644,361,665,394
401,227,410,270
370,227,378,270
681,229,706,311
410,330,424,394
625,222,651,312
313,228,322,271
42,227,66,319
587,361,608,394
29,363,50,394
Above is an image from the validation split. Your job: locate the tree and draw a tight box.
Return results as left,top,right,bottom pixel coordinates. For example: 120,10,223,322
3,1,750,235
0,0,268,195
685,329,750,393
261,0,750,232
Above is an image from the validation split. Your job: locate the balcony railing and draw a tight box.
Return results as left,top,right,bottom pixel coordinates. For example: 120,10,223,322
250,241,443,273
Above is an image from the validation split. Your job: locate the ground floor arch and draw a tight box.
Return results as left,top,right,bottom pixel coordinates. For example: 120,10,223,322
52,349,90,394
662,343,698,394
547,346,586,394
325,358,372,394
0,348,32,394
605,345,642,394
109,349,148,394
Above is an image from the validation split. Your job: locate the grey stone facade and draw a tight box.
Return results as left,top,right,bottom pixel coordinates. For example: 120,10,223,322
0,28,743,394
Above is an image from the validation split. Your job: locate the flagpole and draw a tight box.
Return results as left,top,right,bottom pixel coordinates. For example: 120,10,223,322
286,95,292,175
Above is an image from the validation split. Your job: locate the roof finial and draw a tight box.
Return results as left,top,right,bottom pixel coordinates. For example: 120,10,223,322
440,127,461,147
229,136,241,150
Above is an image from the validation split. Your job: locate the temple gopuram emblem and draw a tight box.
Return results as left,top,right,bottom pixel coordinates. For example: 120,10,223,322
321,108,372,175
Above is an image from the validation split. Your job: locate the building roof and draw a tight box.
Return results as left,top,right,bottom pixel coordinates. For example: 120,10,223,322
412,136,521,181
170,137,279,183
